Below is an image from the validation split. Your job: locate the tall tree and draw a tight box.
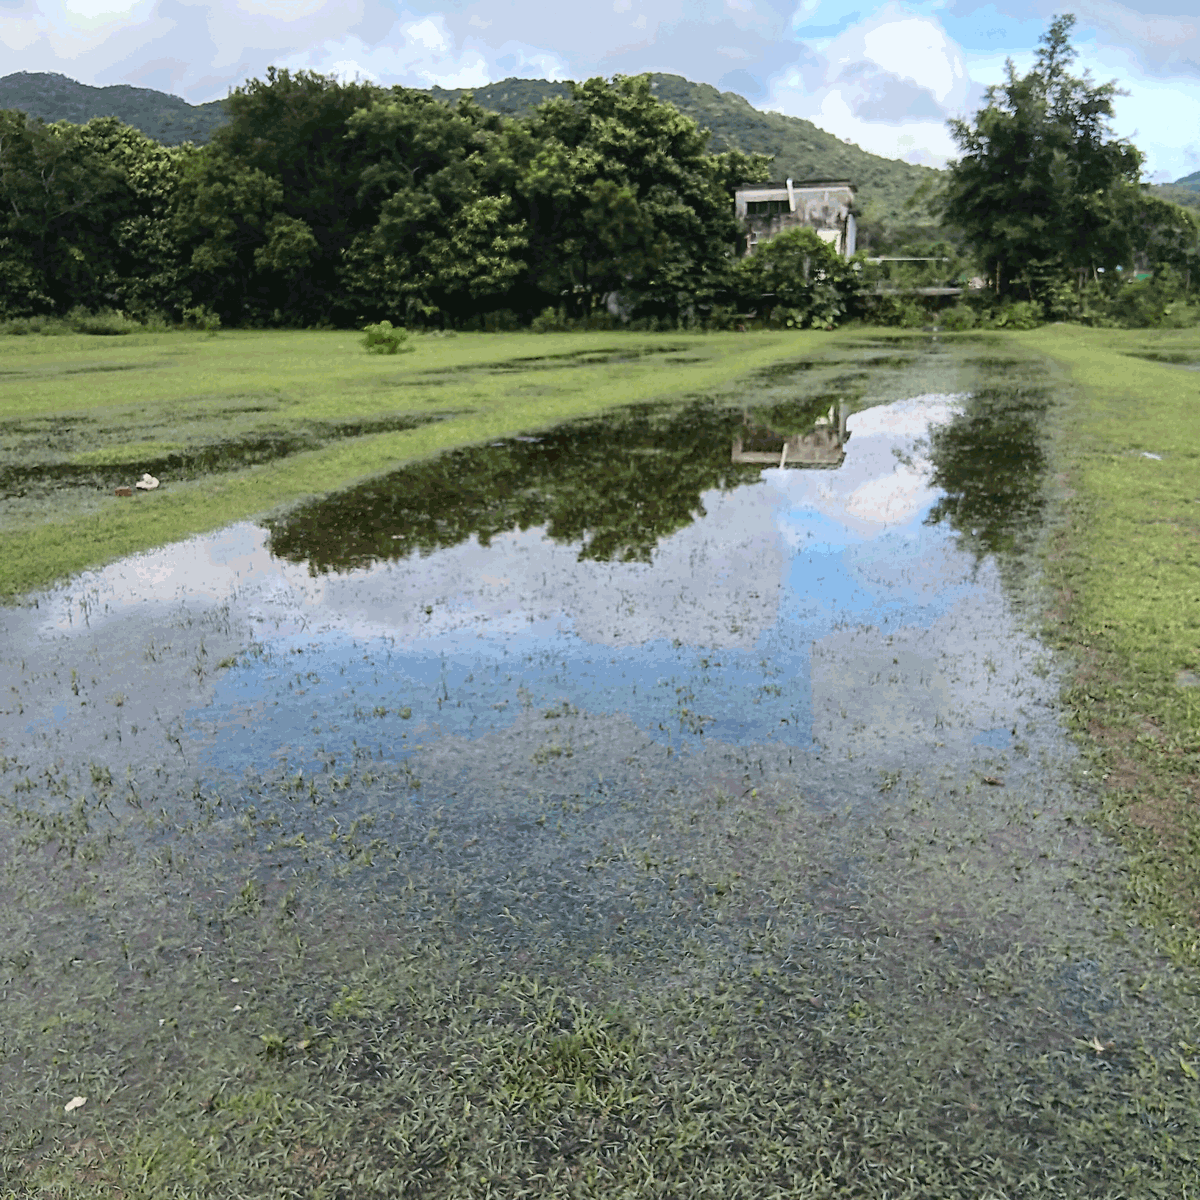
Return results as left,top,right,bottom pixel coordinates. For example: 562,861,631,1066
517,75,769,321
0,113,171,315
337,90,527,326
940,14,1143,302
173,68,384,325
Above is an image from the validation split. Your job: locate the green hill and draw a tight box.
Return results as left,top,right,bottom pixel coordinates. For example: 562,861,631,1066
1149,170,1200,212
432,74,942,232
0,71,228,145
0,69,941,231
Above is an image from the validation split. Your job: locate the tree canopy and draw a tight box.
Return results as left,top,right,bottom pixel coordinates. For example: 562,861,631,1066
0,69,772,327
940,14,1144,301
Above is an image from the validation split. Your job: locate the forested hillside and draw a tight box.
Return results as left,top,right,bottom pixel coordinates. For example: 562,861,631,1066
0,70,938,229
434,74,941,233
0,72,229,146
0,56,1195,333
3,68,1193,225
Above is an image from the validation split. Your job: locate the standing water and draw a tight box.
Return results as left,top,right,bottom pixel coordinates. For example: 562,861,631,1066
2,340,1197,1195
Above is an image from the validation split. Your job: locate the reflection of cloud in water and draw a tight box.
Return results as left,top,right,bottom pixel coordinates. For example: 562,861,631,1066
26,389,999,784
771,392,963,539
36,521,328,637
182,392,987,779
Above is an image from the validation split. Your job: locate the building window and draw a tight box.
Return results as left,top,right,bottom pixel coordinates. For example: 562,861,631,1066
745,199,790,216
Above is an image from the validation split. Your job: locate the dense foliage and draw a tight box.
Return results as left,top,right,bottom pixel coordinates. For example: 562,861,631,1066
2,23,1198,332
940,15,1200,319
1,68,939,233
0,71,778,328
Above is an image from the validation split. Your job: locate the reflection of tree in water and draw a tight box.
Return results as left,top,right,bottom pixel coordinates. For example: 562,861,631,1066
266,400,835,573
924,383,1050,559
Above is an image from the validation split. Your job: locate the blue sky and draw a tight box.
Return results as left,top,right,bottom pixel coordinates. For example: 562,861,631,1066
2,0,1197,180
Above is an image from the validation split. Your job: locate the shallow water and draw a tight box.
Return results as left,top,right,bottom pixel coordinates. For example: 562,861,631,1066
0,385,1059,813
5,341,1198,1192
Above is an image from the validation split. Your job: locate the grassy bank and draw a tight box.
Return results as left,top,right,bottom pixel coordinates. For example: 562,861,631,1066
0,328,863,604
6,329,1200,1196
1027,325,1200,958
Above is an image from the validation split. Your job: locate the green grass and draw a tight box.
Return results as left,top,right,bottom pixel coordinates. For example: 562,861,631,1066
0,328,864,603
6,328,1200,1196
1024,324,1200,954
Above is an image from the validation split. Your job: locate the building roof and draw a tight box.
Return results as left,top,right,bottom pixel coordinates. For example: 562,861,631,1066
737,179,856,191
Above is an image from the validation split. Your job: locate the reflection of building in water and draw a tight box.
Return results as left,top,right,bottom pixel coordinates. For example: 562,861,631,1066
732,402,849,469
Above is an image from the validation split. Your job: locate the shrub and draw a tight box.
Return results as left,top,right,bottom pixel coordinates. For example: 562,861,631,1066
989,300,1042,330
938,304,979,331
361,319,413,354
483,309,520,332
735,228,856,330
862,294,929,327
182,305,222,334
67,306,145,335
530,307,568,333
0,314,70,336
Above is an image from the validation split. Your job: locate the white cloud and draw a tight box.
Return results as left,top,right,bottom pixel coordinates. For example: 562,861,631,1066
63,0,139,20
859,16,963,103
404,16,449,52
1,0,1197,179
234,0,330,19
760,7,976,164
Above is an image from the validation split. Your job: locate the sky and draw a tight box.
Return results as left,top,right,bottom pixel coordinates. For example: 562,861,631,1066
1,0,1197,181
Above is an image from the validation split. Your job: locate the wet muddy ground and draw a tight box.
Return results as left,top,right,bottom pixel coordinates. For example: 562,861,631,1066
3,335,1199,1196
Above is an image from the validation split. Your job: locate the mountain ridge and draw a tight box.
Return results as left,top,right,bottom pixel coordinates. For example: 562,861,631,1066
0,69,938,227
3,69,1194,225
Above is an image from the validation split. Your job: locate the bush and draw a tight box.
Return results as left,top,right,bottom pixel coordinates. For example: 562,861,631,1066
482,309,520,332
65,306,141,336
988,300,1042,330
0,314,71,336
361,319,413,354
530,307,568,333
0,308,154,336
735,228,856,330
937,304,979,331
1105,273,1200,329
182,305,222,334
862,294,930,328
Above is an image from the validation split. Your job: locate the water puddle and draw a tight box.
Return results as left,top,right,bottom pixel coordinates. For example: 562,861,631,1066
1,377,1062,824
5,342,1197,1186
176,391,1045,795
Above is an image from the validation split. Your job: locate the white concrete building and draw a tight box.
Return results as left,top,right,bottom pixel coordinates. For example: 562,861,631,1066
735,179,857,258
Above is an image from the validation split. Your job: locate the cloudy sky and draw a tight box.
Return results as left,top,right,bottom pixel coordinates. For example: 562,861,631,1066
2,0,1198,181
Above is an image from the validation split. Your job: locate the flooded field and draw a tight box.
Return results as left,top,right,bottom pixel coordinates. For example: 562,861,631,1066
3,335,1199,1196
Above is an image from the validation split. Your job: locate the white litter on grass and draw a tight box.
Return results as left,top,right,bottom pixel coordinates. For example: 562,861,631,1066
64,1096,87,1114
1142,452,1163,460
135,473,160,490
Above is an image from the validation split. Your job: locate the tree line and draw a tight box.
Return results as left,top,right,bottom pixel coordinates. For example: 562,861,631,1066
937,14,1200,324
0,71,785,329
1,15,1198,332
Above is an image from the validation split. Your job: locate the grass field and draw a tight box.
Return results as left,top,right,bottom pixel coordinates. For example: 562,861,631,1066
0,327,871,604
3,325,1200,1196
1025,324,1200,958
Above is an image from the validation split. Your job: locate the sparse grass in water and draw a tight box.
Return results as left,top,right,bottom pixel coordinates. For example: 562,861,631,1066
4,330,1200,1195
0,328,866,603
1026,325,1200,957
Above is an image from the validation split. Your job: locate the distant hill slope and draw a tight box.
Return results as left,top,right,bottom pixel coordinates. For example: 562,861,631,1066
1150,170,1200,211
432,74,941,229
0,71,228,145
0,69,939,227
